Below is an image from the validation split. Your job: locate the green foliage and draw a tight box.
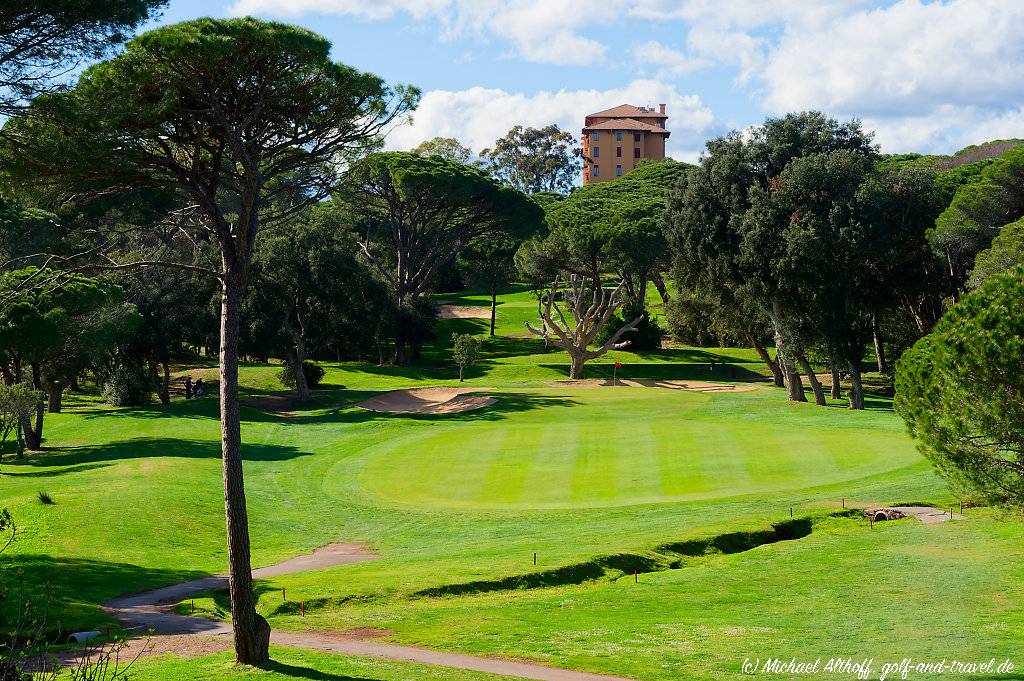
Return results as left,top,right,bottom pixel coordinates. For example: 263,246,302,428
412,136,472,164
0,0,166,114
343,151,541,361
895,269,1024,508
480,124,578,194
278,361,325,391
595,302,661,351
397,297,438,361
930,145,1024,288
664,295,736,347
101,361,151,406
0,382,40,458
525,160,690,302
246,201,392,364
968,216,1024,289
451,333,482,380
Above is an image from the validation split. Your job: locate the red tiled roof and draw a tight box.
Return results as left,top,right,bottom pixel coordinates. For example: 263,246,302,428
582,118,670,135
587,104,666,119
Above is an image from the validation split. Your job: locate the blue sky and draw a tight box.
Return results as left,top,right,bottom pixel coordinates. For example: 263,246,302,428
145,0,1024,162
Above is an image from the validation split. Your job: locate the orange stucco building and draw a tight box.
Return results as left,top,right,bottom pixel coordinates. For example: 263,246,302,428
581,103,670,185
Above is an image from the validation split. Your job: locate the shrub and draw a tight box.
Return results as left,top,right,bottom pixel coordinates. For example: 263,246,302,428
101,363,151,406
37,491,54,505
595,302,662,351
279,360,325,390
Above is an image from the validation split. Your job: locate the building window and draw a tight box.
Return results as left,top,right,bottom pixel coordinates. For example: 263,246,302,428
592,131,599,141
594,165,599,177
616,146,622,157
615,165,622,177
634,147,641,159
594,146,599,157
616,131,622,141
634,133,641,142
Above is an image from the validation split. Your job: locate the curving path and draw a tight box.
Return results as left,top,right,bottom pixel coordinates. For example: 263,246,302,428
103,543,637,681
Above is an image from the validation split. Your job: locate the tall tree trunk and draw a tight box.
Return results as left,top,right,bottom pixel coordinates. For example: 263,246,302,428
569,353,585,380
796,353,826,406
458,366,465,381
830,363,841,400
219,273,271,665
159,360,171,405
772,323,805,402
0,364,13,385
47,381,63,413
287,344,311,401
847,359,865,410
651,270,670,304
871,312,886,374
489,282,497,337
15,419,25,459
23,364,44,449
746,332,783,386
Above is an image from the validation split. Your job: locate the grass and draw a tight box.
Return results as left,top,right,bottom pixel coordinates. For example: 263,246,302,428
1,283,1020,680
130,647,517,680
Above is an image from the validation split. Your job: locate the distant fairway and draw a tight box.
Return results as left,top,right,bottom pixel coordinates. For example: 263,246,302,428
354,387,921,509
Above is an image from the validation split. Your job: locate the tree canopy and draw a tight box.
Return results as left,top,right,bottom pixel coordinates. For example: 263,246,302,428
525,160,689,303
412,136,472,164
0,0,166,114
895,269,1024,508
343,151,543,362
480,124,578,194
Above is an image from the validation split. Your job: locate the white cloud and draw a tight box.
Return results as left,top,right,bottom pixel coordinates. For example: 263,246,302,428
228,0,614,65
384,79,714,163
965,107,1024,145
633,40,708,76
225,0,1024,155
762,0,1024,115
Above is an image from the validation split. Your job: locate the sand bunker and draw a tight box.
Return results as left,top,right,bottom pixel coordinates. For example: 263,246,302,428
438,305,491,319
356,387,496,414
545,379,758,393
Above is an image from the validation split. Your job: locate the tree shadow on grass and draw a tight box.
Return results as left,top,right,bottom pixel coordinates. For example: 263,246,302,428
7,438,313,470
258,660,385,681
1,462,113,478
541,362,769,382
0,554,210,635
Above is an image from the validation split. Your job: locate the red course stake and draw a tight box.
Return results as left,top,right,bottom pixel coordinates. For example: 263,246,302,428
301,601,305,617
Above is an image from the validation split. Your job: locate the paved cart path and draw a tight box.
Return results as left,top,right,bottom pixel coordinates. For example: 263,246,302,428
103,543,637,681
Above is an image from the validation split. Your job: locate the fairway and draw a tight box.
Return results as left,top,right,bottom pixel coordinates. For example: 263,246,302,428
354,387,922,509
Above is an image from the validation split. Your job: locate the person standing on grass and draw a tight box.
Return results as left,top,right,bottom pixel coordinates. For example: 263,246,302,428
184,376,192,400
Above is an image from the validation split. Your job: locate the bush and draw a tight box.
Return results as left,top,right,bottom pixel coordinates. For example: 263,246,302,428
279,360,325,390
37,491,54,505
663,296,740,347
101,363,151,406
595,302,662,351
